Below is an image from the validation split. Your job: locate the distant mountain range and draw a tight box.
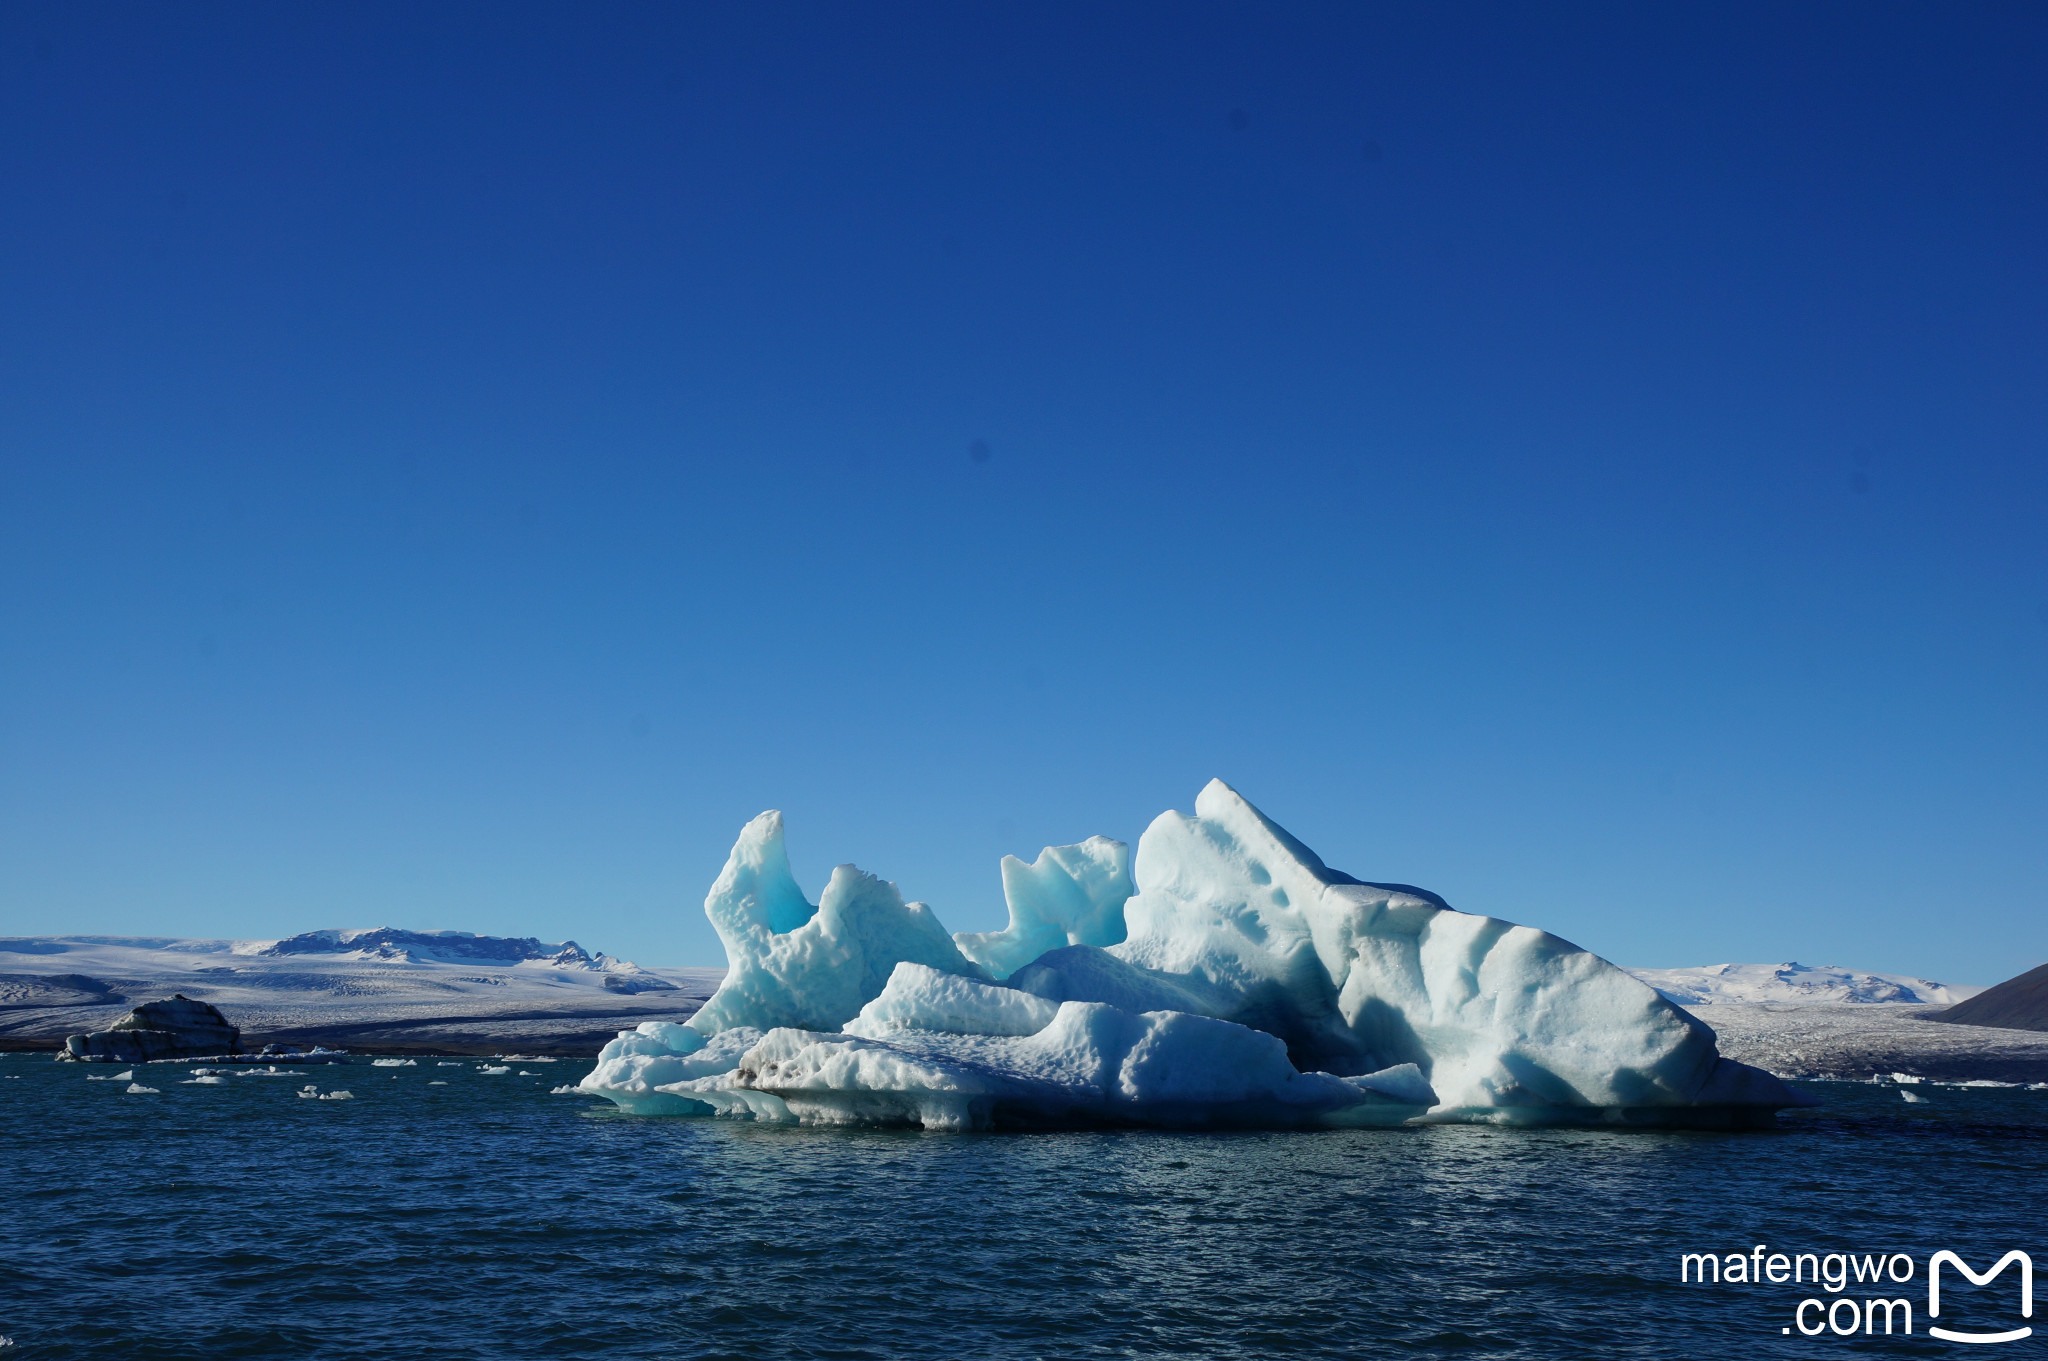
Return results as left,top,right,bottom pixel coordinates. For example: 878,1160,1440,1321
261,927,620,970
1623,962,1982,1007
0,931,721,1056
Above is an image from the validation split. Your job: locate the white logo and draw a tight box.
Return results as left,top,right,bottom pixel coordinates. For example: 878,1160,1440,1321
1928,1250,2033,1345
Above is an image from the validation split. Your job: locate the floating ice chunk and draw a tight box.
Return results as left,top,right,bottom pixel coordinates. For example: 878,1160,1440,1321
517,1070,538,1075
1890,1072,1922,1084
298,1085,319,1097
478,1065,510,1075
549,1084,582,1094
182,1075,228,1085
1901,1090,1927,1103
953,838,1133,980
437,1061,464,1067
124,1082,159,1094
429,1080,447,1085
580,1025,765,1115
686,811,986,1035
319,1090,353,1100
371,1058,416,1067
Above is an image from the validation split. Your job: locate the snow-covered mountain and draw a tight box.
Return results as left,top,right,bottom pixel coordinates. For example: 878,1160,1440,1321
1625,962,1982,1007
0,932,722,1055
260,927,632,971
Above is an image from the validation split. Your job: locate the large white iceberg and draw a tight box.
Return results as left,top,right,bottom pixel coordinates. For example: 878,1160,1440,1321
582,781,1805,1129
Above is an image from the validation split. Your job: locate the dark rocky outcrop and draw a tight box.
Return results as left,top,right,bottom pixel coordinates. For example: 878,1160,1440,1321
61,994,241,1062
1933,963,2048,1034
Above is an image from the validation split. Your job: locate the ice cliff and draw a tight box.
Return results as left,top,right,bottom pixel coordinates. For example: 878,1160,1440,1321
582,780,1805,1129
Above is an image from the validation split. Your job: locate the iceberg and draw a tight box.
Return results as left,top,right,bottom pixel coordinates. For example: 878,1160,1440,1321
59,995,241,1063
581,781,1807,1130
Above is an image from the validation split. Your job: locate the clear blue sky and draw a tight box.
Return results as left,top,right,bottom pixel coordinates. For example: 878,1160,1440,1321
2,4,2043,983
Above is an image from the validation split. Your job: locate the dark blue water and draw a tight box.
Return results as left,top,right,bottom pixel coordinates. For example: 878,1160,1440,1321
3,1054,2044,1359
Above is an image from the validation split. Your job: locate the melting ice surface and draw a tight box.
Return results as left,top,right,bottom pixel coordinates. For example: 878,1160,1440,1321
582,781,1805,1130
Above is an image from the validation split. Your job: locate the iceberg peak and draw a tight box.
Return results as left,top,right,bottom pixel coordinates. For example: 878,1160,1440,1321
704,810,818,938
953,836,1132,980
689,814,984,1037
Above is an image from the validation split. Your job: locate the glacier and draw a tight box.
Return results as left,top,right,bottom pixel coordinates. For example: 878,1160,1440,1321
581,780,1807,1129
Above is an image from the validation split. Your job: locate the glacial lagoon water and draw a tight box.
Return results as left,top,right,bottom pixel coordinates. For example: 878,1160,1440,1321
2,1055,2044,1359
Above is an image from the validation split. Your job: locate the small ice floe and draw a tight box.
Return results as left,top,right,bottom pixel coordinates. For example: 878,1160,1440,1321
237,1066,305,1077
87,1069,137,1082
182,1075,229,1085
436,1061,464,1067
318,1090,353,1101
1901,1090,1928,1103
428,1080,447,1085
503,1055,556,1063
477,1065,510,1075
549,1084,583,1095
297,1085,320,1098
1890,1073,1923,1085
371,1058,416,1067
517,1070,539,1076
125,1082,159,1094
